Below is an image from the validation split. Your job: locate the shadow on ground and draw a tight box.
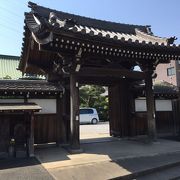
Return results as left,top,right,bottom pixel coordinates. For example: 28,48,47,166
34,137,180,180
0,157,54,180
2,137,180,180
0,157,40,170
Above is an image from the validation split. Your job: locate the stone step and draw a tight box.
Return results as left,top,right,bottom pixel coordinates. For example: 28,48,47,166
137,165,180,180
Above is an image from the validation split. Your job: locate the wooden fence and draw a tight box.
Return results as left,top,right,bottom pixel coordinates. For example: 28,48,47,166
34,114,57,144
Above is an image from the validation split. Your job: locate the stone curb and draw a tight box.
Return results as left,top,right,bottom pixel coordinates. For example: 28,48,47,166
111,159,180,180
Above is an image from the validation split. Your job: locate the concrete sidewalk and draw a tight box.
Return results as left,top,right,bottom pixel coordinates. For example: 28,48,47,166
47,152,180,180
35,138,180,179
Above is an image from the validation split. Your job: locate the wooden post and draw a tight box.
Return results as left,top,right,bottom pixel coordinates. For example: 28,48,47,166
56,88,69,145
63,80,70,143
145,71,157,141
69,73,81,152
28,111,34,157
56,95,63,145
128,84,136,137
108,85,113,136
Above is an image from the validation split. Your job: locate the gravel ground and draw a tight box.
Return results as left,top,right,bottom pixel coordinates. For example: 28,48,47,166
80,121,110,139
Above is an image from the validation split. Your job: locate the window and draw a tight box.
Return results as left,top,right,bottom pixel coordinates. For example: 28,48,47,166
167,67,175,76
80,109,94,114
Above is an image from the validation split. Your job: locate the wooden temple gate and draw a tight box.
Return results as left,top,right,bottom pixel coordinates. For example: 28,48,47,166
17,2,180,152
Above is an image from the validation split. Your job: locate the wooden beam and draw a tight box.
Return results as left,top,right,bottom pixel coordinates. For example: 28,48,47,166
26,63,46,75
22,36,31,74
145,71,157,141
78,76,134,86
77,67,145,80
70,74,81,151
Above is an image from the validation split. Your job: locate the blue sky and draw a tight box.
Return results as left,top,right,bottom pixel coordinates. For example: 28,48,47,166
0,0,180,56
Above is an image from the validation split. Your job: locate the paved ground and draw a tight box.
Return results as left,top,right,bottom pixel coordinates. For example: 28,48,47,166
35,138,180,179
80,121,110,140
46,152,180,180
0,157,53,180
137,165,180,180
2,123,180,180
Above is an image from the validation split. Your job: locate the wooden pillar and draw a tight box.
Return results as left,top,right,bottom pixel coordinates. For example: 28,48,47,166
108,85,113,136
64,80,70,143
70,73,81,151
128,86,136,137
56,94,64,145
28,111,34,157
145,71,157,141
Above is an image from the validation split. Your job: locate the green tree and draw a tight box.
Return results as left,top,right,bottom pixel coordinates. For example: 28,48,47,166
3,75,12,79
79,85,109,121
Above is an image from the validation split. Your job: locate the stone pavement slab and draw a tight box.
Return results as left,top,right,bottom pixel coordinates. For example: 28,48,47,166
35,138,180,179
36,138,180,170
48,152,180,180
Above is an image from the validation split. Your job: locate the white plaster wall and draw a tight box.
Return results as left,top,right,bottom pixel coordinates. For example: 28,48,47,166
135,99,172,112
135,99,147,112
0,99,24,103
28,99,57,114
155,100,172,111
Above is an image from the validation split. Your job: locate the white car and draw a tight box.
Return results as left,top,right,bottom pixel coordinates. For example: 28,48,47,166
79,108,99,124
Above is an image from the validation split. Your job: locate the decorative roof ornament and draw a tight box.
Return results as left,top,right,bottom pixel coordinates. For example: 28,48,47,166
135,28,168,45
146,25,153,35
28,1,37,8
49,12,76,29
167,36,177,45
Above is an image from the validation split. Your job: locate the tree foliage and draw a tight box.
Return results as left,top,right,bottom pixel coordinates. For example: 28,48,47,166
79,85,109,121
3,75,12,79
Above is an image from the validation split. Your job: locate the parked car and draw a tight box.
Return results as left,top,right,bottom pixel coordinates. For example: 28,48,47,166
79,108,99,124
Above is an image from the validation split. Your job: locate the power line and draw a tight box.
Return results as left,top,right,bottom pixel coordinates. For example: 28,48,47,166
3,0,26,9
0,18,24,28
0,6,23,20
0,23,22,34
0,13,24,24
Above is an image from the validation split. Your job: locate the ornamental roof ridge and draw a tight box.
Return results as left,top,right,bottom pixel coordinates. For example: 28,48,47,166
135,28,168,45
28,1,149,34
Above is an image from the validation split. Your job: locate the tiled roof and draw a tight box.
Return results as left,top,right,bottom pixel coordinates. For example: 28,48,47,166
19,2,180,74
0,55,22,80
26,2,171,46
0,103,42,112
154,81,178,95
28,2,148,34
0,103,41,112
0,80,63,94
